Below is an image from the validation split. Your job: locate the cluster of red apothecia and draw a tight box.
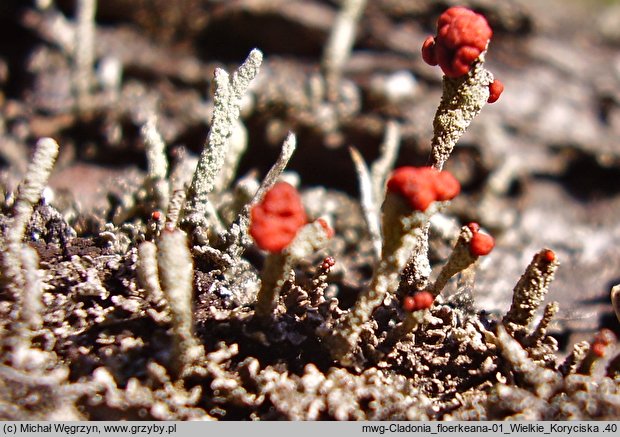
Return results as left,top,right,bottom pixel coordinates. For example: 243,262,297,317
422,6,503,103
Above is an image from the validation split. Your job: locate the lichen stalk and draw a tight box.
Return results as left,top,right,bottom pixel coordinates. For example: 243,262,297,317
156,228,204,376
141,114,170,213
227,132,297,261
142,115,168,181
181,68,230,230
560,341,590,376
528,301,559,346
349,146,381,259
254,220,332,320
9,246,45,371
214,119,248,193
503,249,559,333
370,121,401,203
576,345,601,376
137,241,168,319
430,60,493,170
326,194,438,364
385,224,486,349
350,121,402,260
8,138,59,245
322,0,367,101
181,49,263,234
1,138,58,298
164,189,186,230
576,330,616,375
427,225,477,297
494,324,560,399
254,252,288,320
74,0,97,112
398,223,432,294
16,246,44,334
248,133,297,212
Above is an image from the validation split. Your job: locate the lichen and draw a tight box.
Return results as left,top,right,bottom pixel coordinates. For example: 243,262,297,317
1,1,619,422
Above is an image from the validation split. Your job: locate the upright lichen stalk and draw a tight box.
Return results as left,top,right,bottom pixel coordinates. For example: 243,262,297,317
1,138,59,300
227,132,297,261
430,62,494,170
350,121,402,260
399,7,503,296
326,167,460,364
141,114,170,214
0,138,59,373
249,182,333,320
181,49,263,239
74,0,97,112
427,223,494,297
421,7,503,170
322,0,367,101
326,200,432,364
157,228,204,377
503,249,559,334
325,7,504,365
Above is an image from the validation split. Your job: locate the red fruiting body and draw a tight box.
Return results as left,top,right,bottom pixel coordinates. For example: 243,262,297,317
151,210,161,221
387,166,460,212
593,328,616,346
487,79,504,103
591,342,606,358
402,296,416,312
469,232,495,257
466,222,494,256
403,291,435,312
421,36,438,66
413,291,435,310
321,256,336,271
422,7,492,78
388,167,435,211
434,171,461,201
466,222,480,233
590,328,615,358
542,249,556,263
249,182,308,252
316,218,335,238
